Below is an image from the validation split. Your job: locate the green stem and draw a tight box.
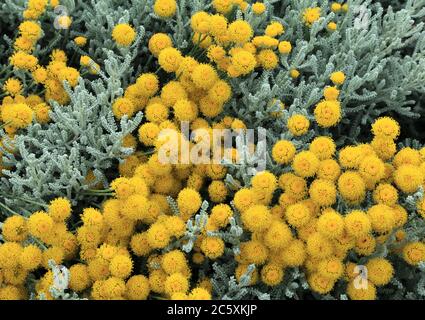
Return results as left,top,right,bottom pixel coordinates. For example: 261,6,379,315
0,201,19,216
17,197,47,209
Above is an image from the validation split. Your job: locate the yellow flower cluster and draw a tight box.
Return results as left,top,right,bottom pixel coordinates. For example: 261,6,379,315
1,0,78,139
263,118,425,299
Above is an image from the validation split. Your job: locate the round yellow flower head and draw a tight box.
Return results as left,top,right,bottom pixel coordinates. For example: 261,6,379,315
371,117,400,140
261,264,284,286
201,237,225,259
403,242,425,265
27,211,54,239
272,140,296,164
323,86,340,101
126,275,150,300
158,47,183,73
48,197,72,222
164,273,189,296
74,36,87,47
285,202,311,228
330,71,345,85
109,255,133,279
309,179,337,207
242,205,272,232
344,210,371,238
252,2,266,15
366,258,394,286
112,23,136,46
263,220,292,250
367,204,396,234
337,171,366,204
308,272,335,294
230,50,257,76
192,64,219,90
69,264,91,292
306,232,334,259
2,215,28,242
309,136,336,160
136,73,159,97
303,7,321,26
228,20,254,44
292,151,320,178
112,97,135,119
257,49,279,70
149,33,173,57
154,0,177,18
318,257,344,280
327,22,337,31
394,164,423,194
20,244,42,271
314,100,341,127
191,11,211,34
278,41,292,54
346,280,376,300
287,114,310,136
317,209,344,238
3,78,22,96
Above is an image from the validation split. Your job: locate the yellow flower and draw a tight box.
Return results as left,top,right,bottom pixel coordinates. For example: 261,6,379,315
265,22,284,37
112,97,135,119
153,0,177,18
257,49,279,70
308,272,335,294
230,50,256,75
272,140,296,164
318,258,344,280
309,179,337,207
69,264,91,292
344,210,371,238
292,151,320,178
158,47,183,73
323,86,340,101
192,64,219,90
74,36,87,46
228,20,253,44
261,264,284,286
303,7,321,26
1,103,34,129
366,258,394,286
112,24,136,46
337,171,366,204
317,209,344,238
306,232,334,259
278,41,292,54
394,164,423,193
367,204,396,234
330,71,345,85
164,273,189,296
403,242,425,265
285,203,311,228
126,275,150,300
242,205,272,232
189,287,211,300
201,237,225,259
1,215,28,242
148,33,173,57
314,100,341,127
287,114,310,136
346,280,376,300
327,22,337,31
252,2,266,15
3,78,22,96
